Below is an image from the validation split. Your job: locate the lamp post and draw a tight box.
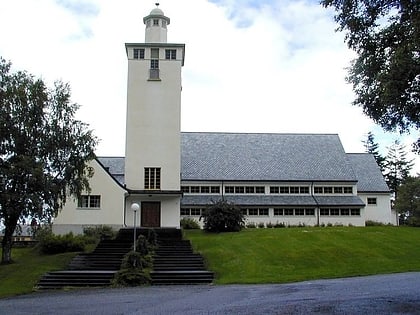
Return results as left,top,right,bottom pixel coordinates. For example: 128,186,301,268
131,203,140,252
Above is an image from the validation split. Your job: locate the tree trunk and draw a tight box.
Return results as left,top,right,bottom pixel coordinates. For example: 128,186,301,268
1,237,13,264
1,217,18,264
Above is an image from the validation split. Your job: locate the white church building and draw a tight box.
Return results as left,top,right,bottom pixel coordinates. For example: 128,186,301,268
52,6,396,235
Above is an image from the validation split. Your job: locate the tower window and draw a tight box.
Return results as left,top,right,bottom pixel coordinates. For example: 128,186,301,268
144,168,161,190
165,49,176,60
153,19,159,26
150,60,159,69
133,48,144,59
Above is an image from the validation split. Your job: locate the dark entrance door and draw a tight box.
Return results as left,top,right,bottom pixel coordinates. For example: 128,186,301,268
141,202,161,227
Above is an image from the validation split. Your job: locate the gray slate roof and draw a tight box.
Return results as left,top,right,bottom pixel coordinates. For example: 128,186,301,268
181,132,357,182
96,133,387,193
346,153,389,192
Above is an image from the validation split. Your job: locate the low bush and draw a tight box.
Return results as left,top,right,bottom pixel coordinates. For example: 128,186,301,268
258,222,265,228
36,232,85,254
83,225,116,243
180,217,201,229
246,222,256,228
113,269,151,287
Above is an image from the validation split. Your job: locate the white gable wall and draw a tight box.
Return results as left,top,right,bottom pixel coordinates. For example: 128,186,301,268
52,160,126,235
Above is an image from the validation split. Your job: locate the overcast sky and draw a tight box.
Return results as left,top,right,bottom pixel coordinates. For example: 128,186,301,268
0,0,418,173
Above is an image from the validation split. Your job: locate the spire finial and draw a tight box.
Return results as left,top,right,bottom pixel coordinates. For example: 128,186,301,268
155,3,159,7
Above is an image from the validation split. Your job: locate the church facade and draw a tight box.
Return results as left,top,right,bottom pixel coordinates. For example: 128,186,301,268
52,6,396,235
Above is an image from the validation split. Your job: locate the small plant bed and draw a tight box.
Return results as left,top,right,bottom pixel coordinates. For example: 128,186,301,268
184,226,420,284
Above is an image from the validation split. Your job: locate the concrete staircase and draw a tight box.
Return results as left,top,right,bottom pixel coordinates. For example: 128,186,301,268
149,229,214,285
36,228,213,289
36,238,132,290
115,228,214,284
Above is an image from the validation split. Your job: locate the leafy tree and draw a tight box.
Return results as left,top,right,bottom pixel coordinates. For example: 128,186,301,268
362,131,386,172
383,140,413,197
0,57,97,264
200,199,245,233
394,176,420,226
321,0,420,151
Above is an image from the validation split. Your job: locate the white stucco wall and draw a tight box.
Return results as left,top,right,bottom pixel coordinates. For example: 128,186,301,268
52,160,126,235
361,193,396,225
125,195,180,228
124,45,183,191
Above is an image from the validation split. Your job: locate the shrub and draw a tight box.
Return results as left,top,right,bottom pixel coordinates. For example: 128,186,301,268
83,225,116,243
246,222,256,228
201,200,245,233
266,222,274,228
274,222,285,228
113,269,151,286
258,222,265,228
36,232,85,254
365,220,385,226
146,229,158,247
136,235,153,256
180,217,201,229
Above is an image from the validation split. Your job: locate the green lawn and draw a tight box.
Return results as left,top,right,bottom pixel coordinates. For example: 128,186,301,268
0,247,77,298
184,226,420,284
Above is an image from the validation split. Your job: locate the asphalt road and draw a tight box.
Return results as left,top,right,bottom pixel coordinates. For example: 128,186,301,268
1,272,420,315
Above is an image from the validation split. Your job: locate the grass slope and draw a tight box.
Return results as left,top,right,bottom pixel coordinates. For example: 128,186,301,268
0,247,77,298
184,227,420,284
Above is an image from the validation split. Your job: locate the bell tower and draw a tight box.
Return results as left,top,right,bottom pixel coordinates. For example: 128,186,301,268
124,5,185,228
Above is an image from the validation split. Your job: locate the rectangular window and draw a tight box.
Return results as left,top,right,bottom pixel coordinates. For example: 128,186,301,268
153,19,159,26
305,209,315,216
150,59,159,69
270,186,279,194
334,187,343,194
320,208,330,216
190,186,200,193
200,186,210,193
133,48,144,59
259,208,269,216
314,187,323,194
330,209,340,216
180,208,190,216
225,186,234,194
274,208,283,216
290,186,300,194
295,209,305,216
299,187,309,194
235,186,245,194
284,209,294,216
340,208,350,216
255,186,265,194
245,186,255,194
323,187,333,194
351,209,361,216
210,186,220,194
367,197,377,205
165,49,176,60
241,209,248,215
343,187,353,194
190,208,201,216
280,186,289,194
181,186,190,193
248,209,258,216
144,167,160,190
78,195,101,209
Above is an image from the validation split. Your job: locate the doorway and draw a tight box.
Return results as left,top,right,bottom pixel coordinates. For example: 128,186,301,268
141,202,161,227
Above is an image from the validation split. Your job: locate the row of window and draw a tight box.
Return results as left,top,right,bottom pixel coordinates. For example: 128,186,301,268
145,18,167,28
133,48,177,60
181,185,354,195
180,207,361,217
